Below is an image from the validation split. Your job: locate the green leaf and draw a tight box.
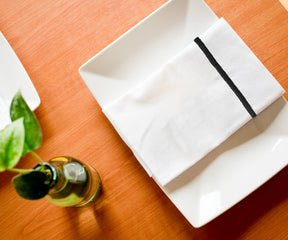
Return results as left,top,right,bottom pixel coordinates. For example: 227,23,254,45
10,91,42,156
12,171,50,200
0,118,25,172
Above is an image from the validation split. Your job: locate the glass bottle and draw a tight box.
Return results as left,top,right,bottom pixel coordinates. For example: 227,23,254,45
34,156,102,207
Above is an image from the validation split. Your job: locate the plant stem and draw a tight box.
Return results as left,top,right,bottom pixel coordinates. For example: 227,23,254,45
8,152,46,175
7,168,34,174
30,151,44,164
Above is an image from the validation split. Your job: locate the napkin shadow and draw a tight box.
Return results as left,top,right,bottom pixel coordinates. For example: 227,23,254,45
164,97,287,192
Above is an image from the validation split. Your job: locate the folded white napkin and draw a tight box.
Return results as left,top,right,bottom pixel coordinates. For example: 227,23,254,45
0,95,11,130
103,18,284,186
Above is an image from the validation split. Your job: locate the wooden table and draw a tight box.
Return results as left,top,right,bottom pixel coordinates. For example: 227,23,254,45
1,0,288,239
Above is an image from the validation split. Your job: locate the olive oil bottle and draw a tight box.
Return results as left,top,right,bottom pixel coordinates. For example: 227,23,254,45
34,157,102,207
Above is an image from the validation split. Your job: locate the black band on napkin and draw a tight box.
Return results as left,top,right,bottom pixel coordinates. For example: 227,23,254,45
194,37,257,118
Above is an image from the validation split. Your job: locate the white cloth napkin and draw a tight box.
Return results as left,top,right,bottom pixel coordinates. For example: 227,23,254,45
0,95,11,130
103,18,284,186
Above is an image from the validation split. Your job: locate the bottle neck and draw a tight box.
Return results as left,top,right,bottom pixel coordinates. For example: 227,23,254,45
33,163,58,189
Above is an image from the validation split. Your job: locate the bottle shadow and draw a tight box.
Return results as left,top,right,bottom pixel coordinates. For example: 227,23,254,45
63,187,125,239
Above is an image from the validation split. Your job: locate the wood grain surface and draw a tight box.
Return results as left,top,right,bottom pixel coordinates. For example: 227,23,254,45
0,0,288,239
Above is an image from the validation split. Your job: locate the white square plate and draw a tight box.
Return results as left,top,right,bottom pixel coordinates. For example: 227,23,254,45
0,31,40,129
79,0,288,227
